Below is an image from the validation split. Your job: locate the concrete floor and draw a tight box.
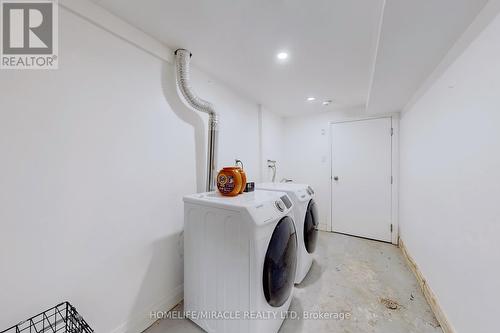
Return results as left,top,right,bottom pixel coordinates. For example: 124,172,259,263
145,232,442,333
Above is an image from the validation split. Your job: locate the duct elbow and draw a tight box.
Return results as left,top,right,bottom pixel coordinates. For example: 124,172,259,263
175,49,218,119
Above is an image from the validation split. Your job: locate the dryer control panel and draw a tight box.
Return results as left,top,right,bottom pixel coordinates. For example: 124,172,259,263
274,193,292,212
275,200,285,212
245,192,293,226
280,195,293,209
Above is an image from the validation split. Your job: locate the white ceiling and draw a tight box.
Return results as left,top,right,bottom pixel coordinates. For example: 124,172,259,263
92,0,489,117
367,0,489,114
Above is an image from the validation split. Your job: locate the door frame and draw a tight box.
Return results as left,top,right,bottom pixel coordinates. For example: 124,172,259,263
329,116,399,245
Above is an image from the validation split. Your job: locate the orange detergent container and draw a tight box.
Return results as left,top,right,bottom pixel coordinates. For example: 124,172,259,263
217,167,245,196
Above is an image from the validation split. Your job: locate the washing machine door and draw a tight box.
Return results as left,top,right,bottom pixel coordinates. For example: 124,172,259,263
263,216,297,307
304,199,319,253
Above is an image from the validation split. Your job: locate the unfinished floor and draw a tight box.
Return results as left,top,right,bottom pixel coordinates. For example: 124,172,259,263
145,232,441,333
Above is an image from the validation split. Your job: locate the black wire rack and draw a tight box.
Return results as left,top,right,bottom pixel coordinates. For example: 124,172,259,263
1,302,94,333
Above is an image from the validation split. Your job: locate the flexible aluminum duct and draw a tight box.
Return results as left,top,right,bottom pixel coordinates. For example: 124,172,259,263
175,49,219,191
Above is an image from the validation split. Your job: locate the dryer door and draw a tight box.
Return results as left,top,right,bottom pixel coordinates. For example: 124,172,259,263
263,216,297,307
304,199,319,253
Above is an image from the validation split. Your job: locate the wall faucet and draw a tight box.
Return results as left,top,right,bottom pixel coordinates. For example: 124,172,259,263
235,159,244,169
267,160,277,183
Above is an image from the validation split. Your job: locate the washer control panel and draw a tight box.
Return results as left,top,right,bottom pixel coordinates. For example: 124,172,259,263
275,200,285,212
306,186,315,195
280,195,292,209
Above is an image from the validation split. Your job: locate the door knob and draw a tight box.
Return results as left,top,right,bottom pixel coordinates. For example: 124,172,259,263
333,176,339,181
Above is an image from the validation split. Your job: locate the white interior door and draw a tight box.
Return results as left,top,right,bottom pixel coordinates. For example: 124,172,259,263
331,117,392,242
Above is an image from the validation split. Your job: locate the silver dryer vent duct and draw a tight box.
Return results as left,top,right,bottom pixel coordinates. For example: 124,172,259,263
175,49,219,192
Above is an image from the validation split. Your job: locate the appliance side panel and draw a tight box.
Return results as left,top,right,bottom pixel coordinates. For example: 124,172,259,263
184,203,250,333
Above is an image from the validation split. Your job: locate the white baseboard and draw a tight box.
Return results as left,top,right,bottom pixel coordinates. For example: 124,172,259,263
110,284,184,333
399,239,455,333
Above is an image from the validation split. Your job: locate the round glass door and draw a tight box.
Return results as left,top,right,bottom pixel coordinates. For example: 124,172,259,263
304,199,319,253
262,216,297,307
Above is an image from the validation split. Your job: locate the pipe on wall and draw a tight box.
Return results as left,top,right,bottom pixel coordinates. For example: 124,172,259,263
175,49,219,191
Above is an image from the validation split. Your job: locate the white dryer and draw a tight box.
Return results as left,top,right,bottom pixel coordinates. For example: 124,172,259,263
256,183,319,284
183,190,298,333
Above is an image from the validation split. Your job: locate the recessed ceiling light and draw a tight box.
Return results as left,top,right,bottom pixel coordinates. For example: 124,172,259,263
276,52,289,60
307,97,316,101
322,99,333,106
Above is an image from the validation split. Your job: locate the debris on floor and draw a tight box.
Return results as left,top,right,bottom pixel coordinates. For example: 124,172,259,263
380,298,401,310
430,320,442,328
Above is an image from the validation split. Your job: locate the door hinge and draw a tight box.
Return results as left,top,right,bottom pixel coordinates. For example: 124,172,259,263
391,127,394,136
391,176,393,184
390,224,393,233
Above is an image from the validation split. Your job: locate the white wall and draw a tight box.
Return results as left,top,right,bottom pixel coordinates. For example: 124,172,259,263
399,12,500,333
260,107,285,183
0,4,264,333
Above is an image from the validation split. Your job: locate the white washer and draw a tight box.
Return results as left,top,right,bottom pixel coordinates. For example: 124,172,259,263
256,183,319,284
183,190,298,333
